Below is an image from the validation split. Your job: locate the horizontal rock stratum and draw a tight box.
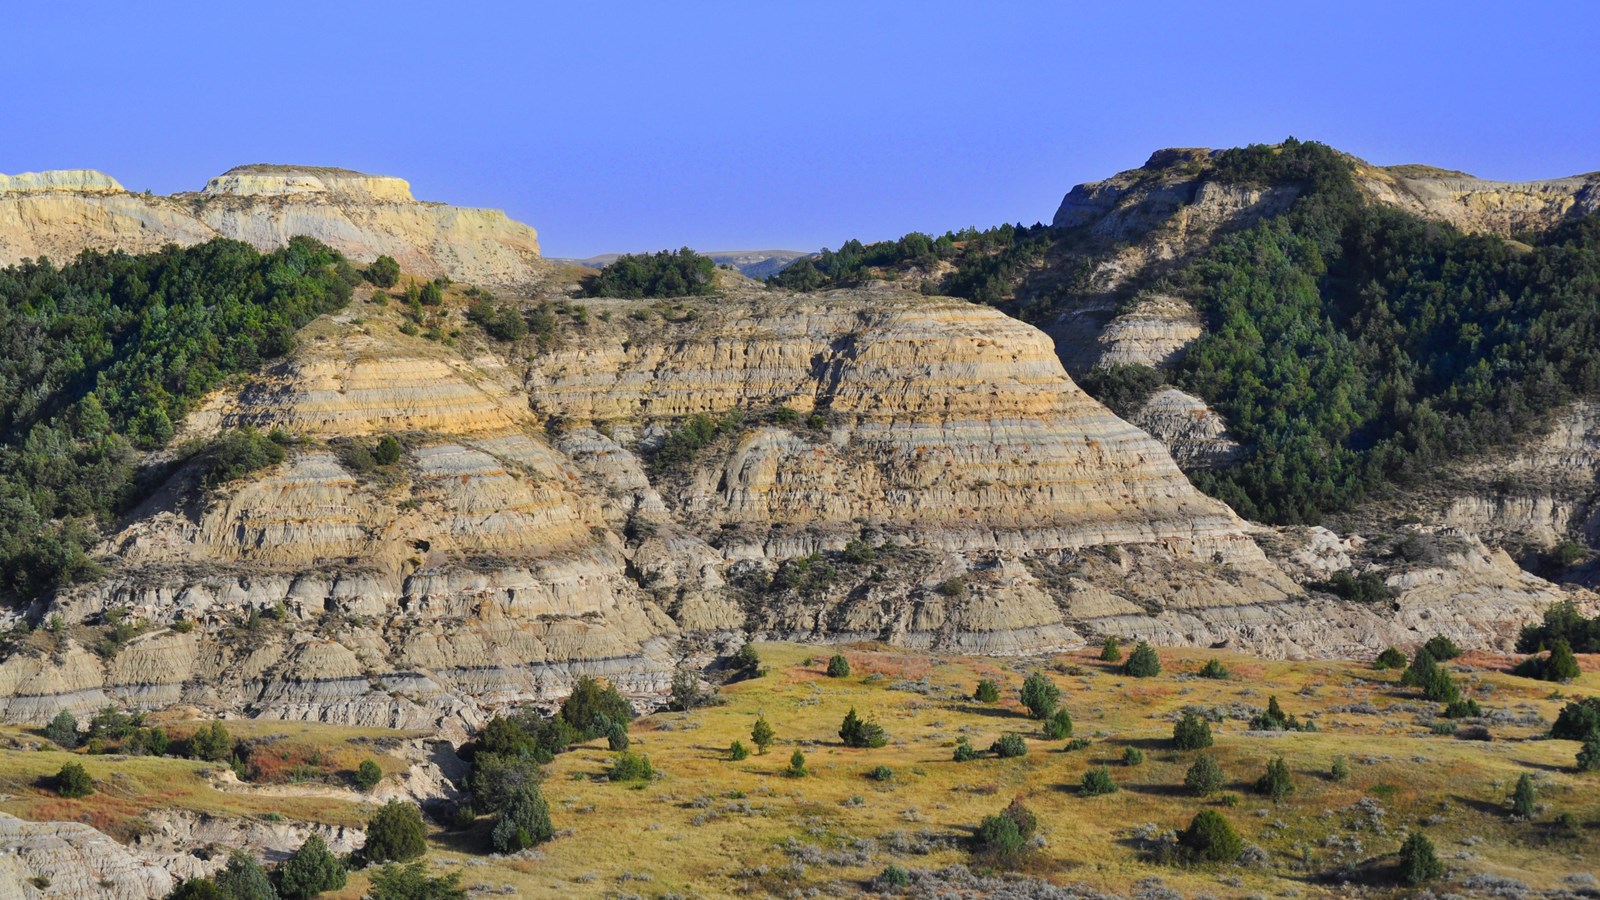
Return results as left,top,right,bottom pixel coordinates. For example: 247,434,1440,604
0,164,543,289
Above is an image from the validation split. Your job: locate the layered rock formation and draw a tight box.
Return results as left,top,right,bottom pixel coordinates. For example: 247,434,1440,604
0,165,542,290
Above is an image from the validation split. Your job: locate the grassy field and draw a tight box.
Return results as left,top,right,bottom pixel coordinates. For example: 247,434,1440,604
2,643,1596,898
383,642,1599,898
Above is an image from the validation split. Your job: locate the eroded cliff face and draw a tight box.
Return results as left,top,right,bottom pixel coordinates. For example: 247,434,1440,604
0,165,542,290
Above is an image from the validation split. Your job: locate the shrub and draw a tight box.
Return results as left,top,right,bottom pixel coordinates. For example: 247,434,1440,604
973,679,1001,703
1577,731,1600,772
609,751,655,782
1374,647,1408,670
975,811,1025,861
559,676,633,740
1397,832,1443,885
952,738,980,762
1421,667,1461,704
1511,772,1536,818
1099,636,1122,662
1552,697,1600,739
1042,707,1073,740
1331,755,1351,782
1198,659,1229,679
1019,671,1060,719
826,653,851,678
55,762,92,798
1547,638,1582,681
1250,695,1295,731
869,764,894,782
373,435,402,466
839,708,889,748
1401,647,1438,687
1001,797,1039,840
44,710,78,749
213,851,275,900
935,577,966,598
1123,746,1145,766
491,783,553,852
991,734,1027,759
876,864,911,889
1184,754,1225,796
190,721,233,762
1444,698,1482,719
1178,809,1243,863
277,834,346,899
366,862,466,900
728,740,749,761
469,752,542,814
1173,712,1214,750
168,879,223,900
1423,635,1463,661
201,427,287,489
1081,766,1117,796
354,758,382,792
1123,641,1161,677
731,643,762,678
364,801,427,863
751,717,775,754
1254,757,1295,801
605,720,630,751
365,255,401,288
586,248,717,299
669,668,705,713
786,748,808,778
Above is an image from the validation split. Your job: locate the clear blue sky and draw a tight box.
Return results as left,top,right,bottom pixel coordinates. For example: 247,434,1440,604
6,1,1598,257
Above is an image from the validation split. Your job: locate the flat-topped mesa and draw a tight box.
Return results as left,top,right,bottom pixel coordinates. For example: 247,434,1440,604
0,169,125,194
200,164,416,203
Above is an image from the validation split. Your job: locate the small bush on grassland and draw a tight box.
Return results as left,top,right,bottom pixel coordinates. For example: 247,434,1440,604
751,716,775,753
55,762,92,798
190,721,233,762
1398,832,1443,885
728,740,750,761
732,643,762,678
1401,647,1438,687
1577,731,1600,772
876,863,911,888
609,751,655,782
1123,746,1145,766
826,654,851,678
974,798,1037,863
1123,641,1161,677
1511,772,1536,817
364,801,427,863
365,255,401,287
839,708,888,748
354,758,382,792
605,720,629,751
277,834,346,899
1422,667,1461,704
1444,698,1482,719
953,738,980,762
1423,634,1463,661
1178,809,1243,863
991,734,1027,759
1184,754,1224,796
559,675,633,740
1099,636,1122,662
1081,766,1117,796
786,748,808,777
1019,671,1060,719
1552,697,1600,739
869,764,894,782
367,862,467,900
213,851,274,900
1198,659,1229,679
1042,707,1073,740
1331,755,1351,782
973,679,1001,703
1173,712,1213,750
1254,757,1295,801
1374,646,1407,670
491,784,554,853
44,710,78,748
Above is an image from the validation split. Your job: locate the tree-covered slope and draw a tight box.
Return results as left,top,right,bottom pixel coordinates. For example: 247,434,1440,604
0,237,356,600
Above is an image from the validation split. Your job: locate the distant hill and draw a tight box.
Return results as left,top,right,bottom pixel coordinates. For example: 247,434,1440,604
555,249,810,279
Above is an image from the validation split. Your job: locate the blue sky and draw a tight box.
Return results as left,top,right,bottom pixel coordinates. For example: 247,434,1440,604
6,1,1598,257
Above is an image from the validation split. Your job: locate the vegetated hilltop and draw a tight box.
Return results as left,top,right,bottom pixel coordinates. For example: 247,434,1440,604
556,248,810,279
0,164,544,291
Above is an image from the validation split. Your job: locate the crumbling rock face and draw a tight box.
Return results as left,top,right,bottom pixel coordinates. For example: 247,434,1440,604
1128,387,1243,469
0,813,175,899
0,165,541,290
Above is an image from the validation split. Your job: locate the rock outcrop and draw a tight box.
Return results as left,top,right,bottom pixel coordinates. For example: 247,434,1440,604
1128,387,1243,469
0,813,175,899
0,165,542,290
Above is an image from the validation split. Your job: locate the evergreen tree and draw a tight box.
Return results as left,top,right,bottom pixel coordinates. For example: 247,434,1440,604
990,734,1027,758
1198,659,1229,679
1401,648,1438,688
1173,712,1214,750
1397,832,1443,885
55,761,92,798
1511,772,1536,818
559,676,633,739
1374,647,1408,670
1576,731,1600,772
1080,766,1117,796
1019,671,1060,719
786,748,808,777
364,801,427,863
1184,754,1225,796
751,716,775,754
354,759,382,792
190,721,233,762
1099,637,1122,663
44,709,78,748
826,653,851,678
1178,809,1243,863
1254,757,1295,801
728,740,749,761
169,879,224,900
1422,635,1463,661
277,835,346,899
490,784,554,853
1331,756,1351,782
213,851,276,900
839,708,887,748
366,863,466,900
1123,641,1161,677
1547,638,1582,681
1422,666,1461,704
1042,707,1073,740
973,678,1001,703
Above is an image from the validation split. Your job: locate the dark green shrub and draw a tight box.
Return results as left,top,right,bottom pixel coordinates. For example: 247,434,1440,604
373,435,402,466
751,717,775,754
1444,699,1481,719
491,784,553,852
1547,638,1582,681
168,879,223,900
1397,832,1443,885
1552,697,1600,739
586,248,717,299
605,720,629,751
1331,756,1350,782
1042,708,1073,740
55,762,92,798
354,758,382,792
213,850,274,900
991,734,1027,759
876,864,911,889
826,653,851,678
1178,809,1243,863
190,721,232,762
1577,731,1600,772
559,676,633,740
973,679,1001,703
1080,766,1117,796
1254,757,1295,801
786,748,808,778
201,427,286,488
1374,647,1407,670
1198,659,1229,679
364,801,427,863
365,255,401,288
1122,641,1161,677
975,811,1025,861
367,862,466,900
1184,754,1224,796
731,643,762,678
1511,772,1536,818
44,710,78,748
1401,648,1438,687
1099,636,1122,662
1173,712,1214,750
952,738,980,762
1019,671,1060,719
609,751,654,782
839,708,888,748
1423,635,1463,661
728,740,749,761
277,834,346,899
868,765,894,782
1422,667,1461,704
1123,746,1145,766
